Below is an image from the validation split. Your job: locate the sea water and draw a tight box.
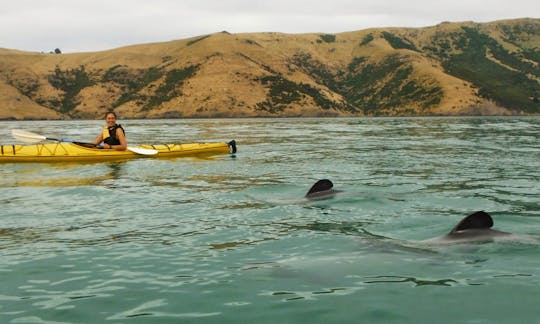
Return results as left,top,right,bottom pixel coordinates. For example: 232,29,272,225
0,117,539,323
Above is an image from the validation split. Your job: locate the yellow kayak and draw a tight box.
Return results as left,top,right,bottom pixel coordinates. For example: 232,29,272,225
0,140,236,163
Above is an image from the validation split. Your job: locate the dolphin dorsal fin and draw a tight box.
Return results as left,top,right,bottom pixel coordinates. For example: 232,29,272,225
306,179,334,197
450,211,493,233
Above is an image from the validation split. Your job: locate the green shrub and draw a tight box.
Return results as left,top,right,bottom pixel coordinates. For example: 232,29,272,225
442,26,540,112
342,54,442,114
290,52,338,90
143,65,200,110
381,32,418,51
113,67,163,107
319,34,336,43
48,65,94,113
360,34,374,46
187,35,211,46
255,75,341,113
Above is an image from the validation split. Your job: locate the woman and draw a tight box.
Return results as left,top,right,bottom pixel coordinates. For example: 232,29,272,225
94,111,127,150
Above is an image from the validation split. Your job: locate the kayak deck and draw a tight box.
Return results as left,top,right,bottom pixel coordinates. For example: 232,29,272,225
0,140,236,163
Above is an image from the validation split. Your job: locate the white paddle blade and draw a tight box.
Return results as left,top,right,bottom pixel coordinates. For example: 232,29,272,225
11,129,47,143
127,146,158,155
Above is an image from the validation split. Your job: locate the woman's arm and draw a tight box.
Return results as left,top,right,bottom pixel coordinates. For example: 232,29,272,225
94,134,103,146
110,128,127,150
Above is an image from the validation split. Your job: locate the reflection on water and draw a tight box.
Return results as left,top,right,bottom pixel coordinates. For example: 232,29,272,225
0,161,127,187
1,175,108,187
209,237,277,250
364,276,458,287
277,220,374,236
270,287,351,301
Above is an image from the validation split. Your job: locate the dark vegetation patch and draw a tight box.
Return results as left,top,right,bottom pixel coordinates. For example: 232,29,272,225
360,34,374,46
142,65,200,110
440,26,540,112
318,34,336,43
111,67,162,108
381,32,419,51
187,35,211,46
342,54,443,114
48,65,94,113
103,64,200,111
255,75,339,113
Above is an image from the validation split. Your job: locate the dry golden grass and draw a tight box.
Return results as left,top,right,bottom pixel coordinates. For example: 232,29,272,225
0,18,537,119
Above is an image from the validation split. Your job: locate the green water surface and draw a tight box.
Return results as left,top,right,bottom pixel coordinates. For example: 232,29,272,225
1,117,539,323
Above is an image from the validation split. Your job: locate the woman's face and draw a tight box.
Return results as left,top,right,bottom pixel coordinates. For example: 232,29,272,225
105,114,116,126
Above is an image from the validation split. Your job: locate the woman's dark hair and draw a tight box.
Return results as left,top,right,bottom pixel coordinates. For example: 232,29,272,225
105,111,117,118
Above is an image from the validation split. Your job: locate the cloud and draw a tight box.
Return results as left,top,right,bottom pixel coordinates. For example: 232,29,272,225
0,0,538,53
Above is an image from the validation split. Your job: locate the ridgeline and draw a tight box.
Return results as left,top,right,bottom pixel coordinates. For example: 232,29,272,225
1,18,539,119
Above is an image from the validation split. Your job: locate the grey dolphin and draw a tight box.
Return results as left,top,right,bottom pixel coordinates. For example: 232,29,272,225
303,181,532,244
422,211,513,243
305,179,343,200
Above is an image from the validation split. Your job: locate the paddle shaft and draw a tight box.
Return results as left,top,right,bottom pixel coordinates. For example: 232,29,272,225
45,137,98,148
45,137,150,152
11,129,158,155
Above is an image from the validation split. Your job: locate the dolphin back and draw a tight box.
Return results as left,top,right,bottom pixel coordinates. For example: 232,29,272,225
450,211,493,234
305,179,334,197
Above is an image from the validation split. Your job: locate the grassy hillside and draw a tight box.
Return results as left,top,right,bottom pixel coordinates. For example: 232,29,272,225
1,18,539,119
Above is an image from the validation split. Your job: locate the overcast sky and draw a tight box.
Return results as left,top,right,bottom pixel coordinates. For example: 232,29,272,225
1,0,538,53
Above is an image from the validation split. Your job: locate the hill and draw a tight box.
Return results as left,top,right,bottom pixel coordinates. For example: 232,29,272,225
1,18,539,119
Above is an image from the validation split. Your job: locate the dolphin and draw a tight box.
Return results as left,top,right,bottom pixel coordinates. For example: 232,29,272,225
300,181,534,245
303,180,533,244
305,179,343,200
422,211,515,243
